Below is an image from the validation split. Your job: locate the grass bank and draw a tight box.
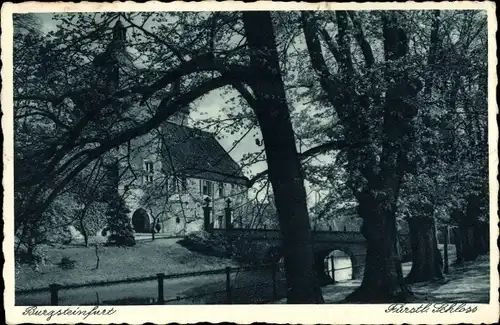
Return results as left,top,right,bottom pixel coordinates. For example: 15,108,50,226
16,238,238,290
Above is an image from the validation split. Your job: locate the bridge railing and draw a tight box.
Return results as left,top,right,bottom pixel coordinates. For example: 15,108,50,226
210,226,409,245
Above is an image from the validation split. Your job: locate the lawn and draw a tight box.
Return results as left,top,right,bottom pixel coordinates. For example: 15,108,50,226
15,238,238,290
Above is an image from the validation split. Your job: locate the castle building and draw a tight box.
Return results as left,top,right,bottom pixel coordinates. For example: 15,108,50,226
99,20,249,236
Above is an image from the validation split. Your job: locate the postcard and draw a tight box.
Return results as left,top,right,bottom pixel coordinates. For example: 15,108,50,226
2,1,498,324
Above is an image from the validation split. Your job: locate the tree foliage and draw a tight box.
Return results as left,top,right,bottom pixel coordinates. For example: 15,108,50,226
105,191,135,246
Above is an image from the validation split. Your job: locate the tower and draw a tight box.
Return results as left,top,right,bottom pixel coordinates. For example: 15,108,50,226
96,19,134,166
107,19,128,91
111,20,126,50
93,18,132,93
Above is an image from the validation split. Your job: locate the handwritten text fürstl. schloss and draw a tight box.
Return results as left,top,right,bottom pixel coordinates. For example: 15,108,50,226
23,306,117,321
385,303,478,314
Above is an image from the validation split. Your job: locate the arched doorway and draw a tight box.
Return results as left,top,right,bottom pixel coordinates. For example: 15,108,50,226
324,250,353,282
132,208,151,233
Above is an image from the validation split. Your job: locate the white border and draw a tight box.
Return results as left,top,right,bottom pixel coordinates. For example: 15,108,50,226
2,2,498,324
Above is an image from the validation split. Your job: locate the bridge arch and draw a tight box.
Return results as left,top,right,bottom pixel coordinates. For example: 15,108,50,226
209,228,370,283
313,245,365,285
325,250,353,282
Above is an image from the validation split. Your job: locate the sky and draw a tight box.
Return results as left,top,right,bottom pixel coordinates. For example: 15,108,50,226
31,12,329,206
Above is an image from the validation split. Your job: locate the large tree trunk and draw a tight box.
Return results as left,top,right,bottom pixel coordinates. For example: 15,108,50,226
242,11,324,303
452,227,463,264
80,217,89,247
474,221,489,255
453,224,479,263
459,225,478,261
301,11,419,303
406,217,444,283
467,194,489,257
346,188,412,303
346,15,420,299
451,196,485,263
79,205,91,247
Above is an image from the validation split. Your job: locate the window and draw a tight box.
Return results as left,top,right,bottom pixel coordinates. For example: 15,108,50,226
144,161,154,183
201,180,213,196
218,182,224,197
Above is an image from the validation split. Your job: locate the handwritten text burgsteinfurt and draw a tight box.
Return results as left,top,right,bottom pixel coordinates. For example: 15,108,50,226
23,306,117,321
385,303,478,314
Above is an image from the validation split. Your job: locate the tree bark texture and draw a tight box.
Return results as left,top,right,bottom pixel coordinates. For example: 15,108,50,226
406,217,444,283
474,221,489,255
242,11,324,303
80,217,89,247
451,194,489,264
346,186,412,302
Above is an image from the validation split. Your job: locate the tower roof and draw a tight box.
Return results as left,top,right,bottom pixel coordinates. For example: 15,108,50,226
112,19,126,45
92,18,136,87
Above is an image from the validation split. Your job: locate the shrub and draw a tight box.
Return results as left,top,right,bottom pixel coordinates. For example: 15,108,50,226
177,231,230,258
106,233,136,247
41,193,80,245
16,249,42,265
178,230,279,264
15,260,22,280
59,257,76,270
16,245,48,271
105,194,135,247
73,202,108,238
53,226,73,245
232,238,279,265
59,256,76,270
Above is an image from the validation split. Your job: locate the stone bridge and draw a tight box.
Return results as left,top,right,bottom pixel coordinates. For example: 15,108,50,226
210,228,411,285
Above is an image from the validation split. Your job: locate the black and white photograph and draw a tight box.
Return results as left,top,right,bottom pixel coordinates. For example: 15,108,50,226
2,1,498,324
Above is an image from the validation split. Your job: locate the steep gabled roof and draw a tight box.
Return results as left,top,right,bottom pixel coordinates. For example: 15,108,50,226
160,122,249,186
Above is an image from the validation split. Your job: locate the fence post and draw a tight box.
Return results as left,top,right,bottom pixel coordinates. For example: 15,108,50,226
225,266,232,304
49,284,60,306
272,263,278,300
203,197,212,231
225,198,232,230
330,255,335,283
157,273,165,305
443,226,449,274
